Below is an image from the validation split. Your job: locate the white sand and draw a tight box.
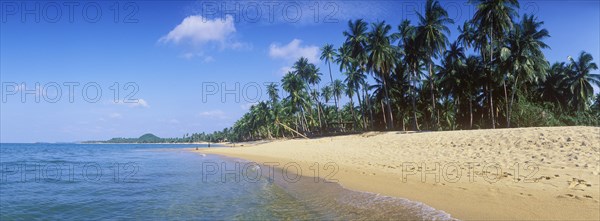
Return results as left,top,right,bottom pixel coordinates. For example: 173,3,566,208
198,126,600,220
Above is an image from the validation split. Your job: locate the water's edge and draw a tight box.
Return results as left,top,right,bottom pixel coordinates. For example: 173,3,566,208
197,151,457,220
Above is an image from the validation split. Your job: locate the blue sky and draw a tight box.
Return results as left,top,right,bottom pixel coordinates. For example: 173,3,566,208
1,0,599,143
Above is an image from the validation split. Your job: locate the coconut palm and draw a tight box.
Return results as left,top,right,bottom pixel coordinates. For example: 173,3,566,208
399,20,424,130
320,44,338,108
566,51,600,111
344,67,367,130
501,14,550,127
281,71,309,132
344,19,373,128
367,21,396,129
321,85,333,104
416,0,454,129
332,79,346,129
472,0,520,128
538,62,569,107
439,41,466,126
267,83,279,104
457,21,476,49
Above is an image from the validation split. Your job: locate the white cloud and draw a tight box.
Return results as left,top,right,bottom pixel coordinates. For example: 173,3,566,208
269,39,319,63
198,110,228,119
203,56,215,63
180,52,215,63
160,15,238,48
278,66,293,76
131,99,150,108
109,113,123,119
127,99,149,108
240,102,258,110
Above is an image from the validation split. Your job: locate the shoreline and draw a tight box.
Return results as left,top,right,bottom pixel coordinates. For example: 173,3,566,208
196,126,600,220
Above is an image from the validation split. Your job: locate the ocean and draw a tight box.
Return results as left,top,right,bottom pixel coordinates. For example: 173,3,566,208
0,143,453,220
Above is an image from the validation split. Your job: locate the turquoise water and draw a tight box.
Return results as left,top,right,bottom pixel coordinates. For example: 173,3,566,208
0,143,454,220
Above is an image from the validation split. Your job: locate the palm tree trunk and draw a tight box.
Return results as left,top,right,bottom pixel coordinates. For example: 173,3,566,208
509,76,520,128
469,96,473,129
489,85,496,129
382,75,394,129
349,96,357,131
356,87,366,130
503,77,510,128
380,99,387,128
410,69,420,131
429,62,437,129
364,82,374,129
314,96,323,132
328,62,338,110
489,26,496,129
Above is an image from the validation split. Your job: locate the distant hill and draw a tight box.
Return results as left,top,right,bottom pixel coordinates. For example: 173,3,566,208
138,133,161,143
85,133,169,143
82,133,210,144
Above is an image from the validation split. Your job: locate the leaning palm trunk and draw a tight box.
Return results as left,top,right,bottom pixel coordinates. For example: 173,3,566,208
380,99,387,128
508,75,520,128
382,75,394,129
356,87,367,130
503,76,510,127
328,62,338,111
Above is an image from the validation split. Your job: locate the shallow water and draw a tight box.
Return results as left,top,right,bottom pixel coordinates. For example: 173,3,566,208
0,143,454,220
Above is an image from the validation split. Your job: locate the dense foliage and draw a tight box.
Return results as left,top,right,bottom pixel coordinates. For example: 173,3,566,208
203,0,599,142
106,0,599,144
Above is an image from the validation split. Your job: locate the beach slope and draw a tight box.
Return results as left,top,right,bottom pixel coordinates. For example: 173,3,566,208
198,126,600,220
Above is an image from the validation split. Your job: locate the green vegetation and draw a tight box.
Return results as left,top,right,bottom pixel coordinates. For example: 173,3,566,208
124,0,597,144
84,133,217,143
202,0,599,142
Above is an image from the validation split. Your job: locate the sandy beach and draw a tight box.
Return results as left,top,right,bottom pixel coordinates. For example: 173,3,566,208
197,126,600,220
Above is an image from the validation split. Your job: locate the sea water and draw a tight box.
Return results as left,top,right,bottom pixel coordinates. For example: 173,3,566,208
0,143,454,220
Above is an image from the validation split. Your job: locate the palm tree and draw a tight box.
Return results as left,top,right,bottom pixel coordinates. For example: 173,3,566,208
293,57,323,131
501,14,550,127
282,71,309,133
344,19,373,129
367,21,396,129
457,21,476,50
267,83,279,104
398,20,423,130
472,0,520,128
416,0,454,129
320,44,338,108
344,67,367,130
567,51,600,111
332,79,345,111
332,79,346,130
538,62,569,108
464,55,485,129
321,85,333,104
439,41,466,126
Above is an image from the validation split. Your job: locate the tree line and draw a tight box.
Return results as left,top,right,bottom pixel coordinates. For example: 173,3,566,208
201,0,599,143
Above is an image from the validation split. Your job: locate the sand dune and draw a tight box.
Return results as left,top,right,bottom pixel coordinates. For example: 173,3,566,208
198,126,600,220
